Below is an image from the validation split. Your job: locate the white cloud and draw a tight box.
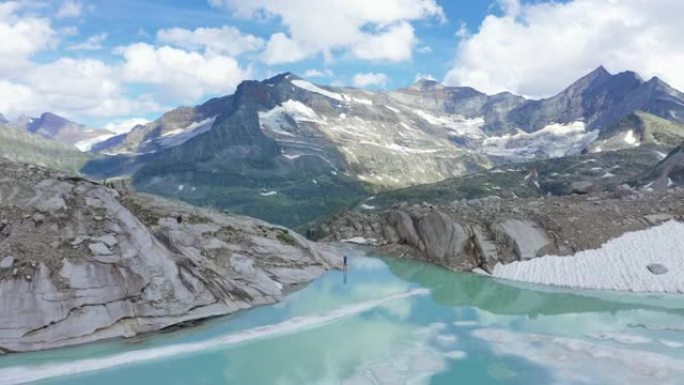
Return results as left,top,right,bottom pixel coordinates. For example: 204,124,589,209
67,32,107,51
210,0,444,63
303,69,334,78
157,26,264,56
118,43,251,102
260,32,310,64
351,22,417,62
445,0,684,97
56,0,83,18
417,45,432,54
352,72,390,88
104,117,149,134
0,2,56,73
0,80,40,117
414,73,436,82
0,57,163,120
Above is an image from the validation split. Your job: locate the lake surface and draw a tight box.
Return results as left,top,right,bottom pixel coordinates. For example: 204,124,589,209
2,254,684,385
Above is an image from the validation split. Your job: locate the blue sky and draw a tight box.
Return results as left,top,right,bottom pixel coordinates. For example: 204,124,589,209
1,0,682,129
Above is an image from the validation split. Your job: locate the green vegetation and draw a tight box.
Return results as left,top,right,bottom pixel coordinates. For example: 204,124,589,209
0,124,92,173
132,162,369,229
368,148,663,209
275,229,296,245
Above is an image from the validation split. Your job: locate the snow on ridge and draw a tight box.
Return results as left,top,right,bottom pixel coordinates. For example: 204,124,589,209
412,109,485,138
291,79,343,102
490,221,684,293
259,100,326,137
154,116,217,149
260,191,278,197
623,130,639,146
483,121,598,159
74,133,117,152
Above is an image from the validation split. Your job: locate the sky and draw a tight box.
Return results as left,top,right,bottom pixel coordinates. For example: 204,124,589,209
1,0,684,130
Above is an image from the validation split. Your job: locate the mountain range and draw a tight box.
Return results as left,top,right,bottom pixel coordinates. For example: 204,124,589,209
6,112,116,151
2,66,684,227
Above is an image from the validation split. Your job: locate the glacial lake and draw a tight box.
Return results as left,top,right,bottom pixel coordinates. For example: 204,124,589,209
2,254,684,385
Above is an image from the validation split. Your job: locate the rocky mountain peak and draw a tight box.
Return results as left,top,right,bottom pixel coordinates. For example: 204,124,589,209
262,72,301,87
409,78,445,91
27,112,84,135
0,112,7,124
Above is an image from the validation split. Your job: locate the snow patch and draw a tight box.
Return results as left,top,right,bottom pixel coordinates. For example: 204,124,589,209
291,79,343,102
74,133,117,152
259,100,325,137
154,116,217,149
624,130,639,146
260,191,278,197
412,109,485,139
483,122,598,159
491,221,684,293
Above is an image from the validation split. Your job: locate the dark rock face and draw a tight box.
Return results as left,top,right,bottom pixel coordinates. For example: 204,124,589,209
507,67,684,133
317,189,684,273
634,142,684,190
94,95,233,155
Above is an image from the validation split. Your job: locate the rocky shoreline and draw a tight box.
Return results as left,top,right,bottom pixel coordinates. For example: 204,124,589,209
316,187,684,292
0,159,341,353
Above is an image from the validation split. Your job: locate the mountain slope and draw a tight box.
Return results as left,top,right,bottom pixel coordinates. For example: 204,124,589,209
81,68,684,227
93,95,232,155
15,112,115,150
0,123,92,173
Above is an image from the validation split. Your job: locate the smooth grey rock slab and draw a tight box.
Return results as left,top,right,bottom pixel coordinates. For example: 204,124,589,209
647,263,668,275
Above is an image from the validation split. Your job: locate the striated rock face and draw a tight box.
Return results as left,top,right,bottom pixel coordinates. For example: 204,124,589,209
0,159,340,353
317,189,684,274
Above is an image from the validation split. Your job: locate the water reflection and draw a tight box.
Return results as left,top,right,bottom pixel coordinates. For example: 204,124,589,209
1,255,683,385
383,256,684,317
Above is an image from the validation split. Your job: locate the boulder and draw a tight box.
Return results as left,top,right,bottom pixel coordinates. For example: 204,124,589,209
493,219,551,261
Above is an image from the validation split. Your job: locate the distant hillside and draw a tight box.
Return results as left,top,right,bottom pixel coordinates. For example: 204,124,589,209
0,124,92,173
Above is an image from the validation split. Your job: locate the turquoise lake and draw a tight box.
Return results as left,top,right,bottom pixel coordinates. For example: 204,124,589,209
1,254,684,385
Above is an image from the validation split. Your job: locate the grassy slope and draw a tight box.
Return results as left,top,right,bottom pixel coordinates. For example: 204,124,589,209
0,124,92,173
367,148,663,209
132,161,370,230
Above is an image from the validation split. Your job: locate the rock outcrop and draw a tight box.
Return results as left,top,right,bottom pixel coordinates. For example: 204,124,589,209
318,188,684,274
0,158,340,353
633,141,684,189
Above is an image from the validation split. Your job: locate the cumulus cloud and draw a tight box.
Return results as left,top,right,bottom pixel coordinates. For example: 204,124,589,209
261,32,309,64
352,72,390,88
157,26,264,56
67,32,107,51
56,0,83,18
117,43,251,102
303,69,334,78
209,0,444,64
0,3,256,124
0,57,162,119
0,2,56,72
104,117,149,134
445,0,684,97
